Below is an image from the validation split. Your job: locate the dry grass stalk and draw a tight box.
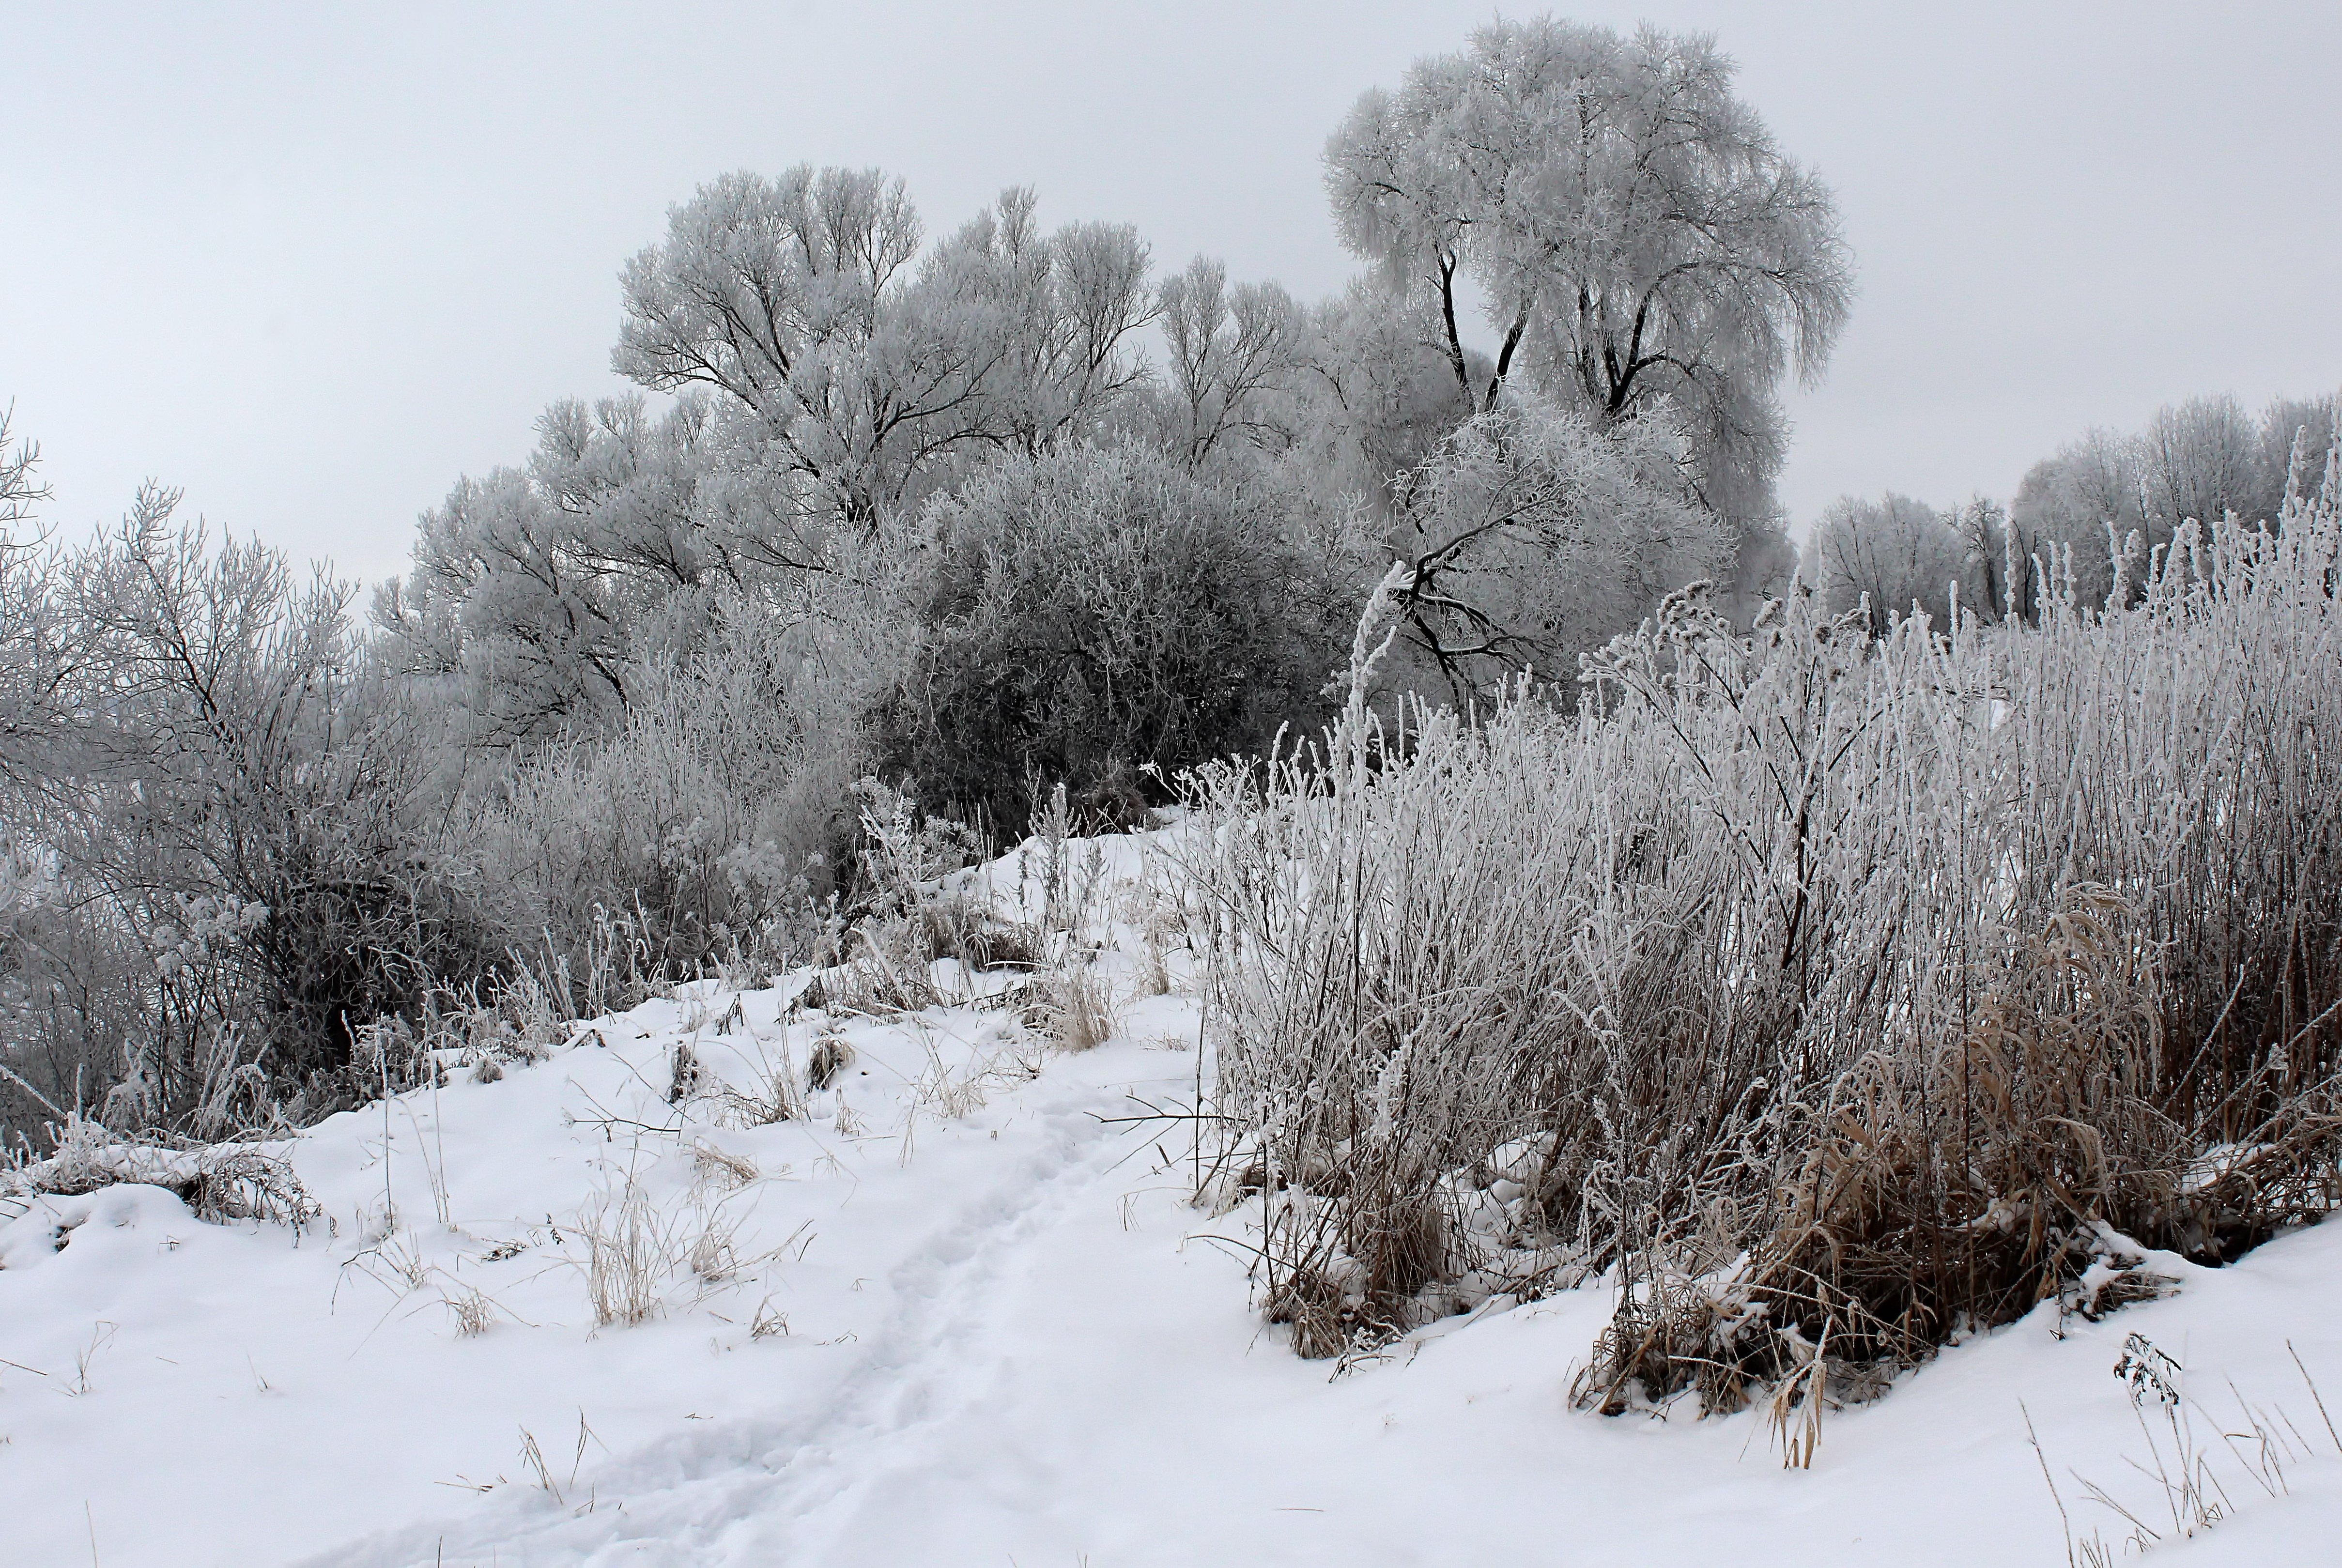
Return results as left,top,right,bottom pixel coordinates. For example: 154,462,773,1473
687,1222,739,1284
2036,1337,2342,1557
666,1041,703,1106
690,1140,760,1191
518,1425,563,1504
578,1172,669,1329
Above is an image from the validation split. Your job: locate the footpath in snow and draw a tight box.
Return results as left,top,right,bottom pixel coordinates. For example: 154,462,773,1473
4,830,2341,1566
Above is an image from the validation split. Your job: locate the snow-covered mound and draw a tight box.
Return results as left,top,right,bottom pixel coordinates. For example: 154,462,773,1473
4,829,2340,1566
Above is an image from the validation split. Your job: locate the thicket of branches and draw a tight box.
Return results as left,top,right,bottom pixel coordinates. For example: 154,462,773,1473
0,490,501,1135
887,441,1367,831
1188,438,2342,1407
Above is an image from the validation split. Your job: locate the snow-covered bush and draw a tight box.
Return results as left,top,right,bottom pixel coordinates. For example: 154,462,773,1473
888,440,1370,832
463,588,887,995
1,1112,323,1231
1191,436,2342,1402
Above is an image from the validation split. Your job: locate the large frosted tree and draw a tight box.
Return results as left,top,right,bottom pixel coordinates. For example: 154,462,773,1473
1324,18,1852,619
375,394,737,747
611,167,1156,531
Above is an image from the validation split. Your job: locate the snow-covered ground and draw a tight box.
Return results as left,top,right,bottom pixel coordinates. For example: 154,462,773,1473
5,830,2341,1567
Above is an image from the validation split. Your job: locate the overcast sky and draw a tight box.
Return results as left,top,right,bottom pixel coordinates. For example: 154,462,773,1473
5,1,2338,587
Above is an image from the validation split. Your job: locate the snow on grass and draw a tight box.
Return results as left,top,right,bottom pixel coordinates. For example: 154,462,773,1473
3,828,2340,1566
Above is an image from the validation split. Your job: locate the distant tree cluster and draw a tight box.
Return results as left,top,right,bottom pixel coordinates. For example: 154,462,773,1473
2008,394,2335,614
0,16,1852,1143
1813,391,2337,632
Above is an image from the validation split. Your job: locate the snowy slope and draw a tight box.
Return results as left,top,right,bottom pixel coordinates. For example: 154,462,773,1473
4,830,2340,1567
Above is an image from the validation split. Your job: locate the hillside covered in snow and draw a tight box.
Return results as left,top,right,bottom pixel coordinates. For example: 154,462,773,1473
5,827,2340,1568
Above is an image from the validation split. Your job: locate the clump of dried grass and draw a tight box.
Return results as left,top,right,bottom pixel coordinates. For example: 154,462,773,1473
1029,959,1118,1052
820,900,1045,1020
573,1149,800,1325
1579,888,2204,1420
8,1114,325,1231
919,891,1045,975
175,1144,330,1231
578,1170,670,1329
438,1282,500,1337
708,1030,809,1127
1190,444,2342,1398
687,1220,741,1284
825,919,946,1015
1117,850,1194,997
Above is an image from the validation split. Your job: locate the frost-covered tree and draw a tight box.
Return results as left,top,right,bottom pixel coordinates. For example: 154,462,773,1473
0,406,47,533
1810,492,1970,636
609,166,925,531
2009,427,2150,616
0,407,65,789
1323,18,1851,619
1154,256,1307,468
377,464,635,747
915,186,1158,460
2253,393,2338,520
612,168,1156,530
375,391,823,749
1285,281,1486,520
1952,495,2014,623
1390,395,1726,698
2140,395,2259,531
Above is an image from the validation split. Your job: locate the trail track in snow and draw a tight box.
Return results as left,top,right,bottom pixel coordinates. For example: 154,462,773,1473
308,1037,1187,1568
344,1051,2342,1568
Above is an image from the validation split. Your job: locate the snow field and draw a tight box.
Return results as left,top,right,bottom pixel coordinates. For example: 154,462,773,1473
2,830,2339,1565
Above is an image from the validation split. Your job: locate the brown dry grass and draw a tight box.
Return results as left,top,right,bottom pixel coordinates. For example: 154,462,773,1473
1190,453,2342,1404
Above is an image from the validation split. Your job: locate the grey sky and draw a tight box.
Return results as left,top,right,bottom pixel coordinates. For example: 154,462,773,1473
5,1,2337,587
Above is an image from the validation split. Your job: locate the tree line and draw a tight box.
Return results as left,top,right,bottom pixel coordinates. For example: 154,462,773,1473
1813,391,2338,635
6,17,1856,1142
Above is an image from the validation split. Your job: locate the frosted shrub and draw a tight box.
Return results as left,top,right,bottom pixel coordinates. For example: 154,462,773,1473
466,592,881,997
889,440,1367,831
1192,441,2342,1398
0,501,501,1143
